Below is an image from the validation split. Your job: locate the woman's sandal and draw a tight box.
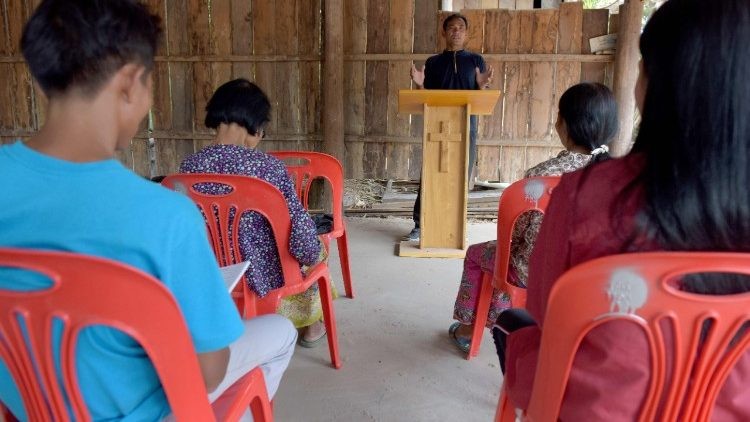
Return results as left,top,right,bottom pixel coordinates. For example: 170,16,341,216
448,322,471,353
298,326,327,348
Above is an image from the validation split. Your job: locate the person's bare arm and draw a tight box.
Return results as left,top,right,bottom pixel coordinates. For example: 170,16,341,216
197,347,231,393
411,62,426,89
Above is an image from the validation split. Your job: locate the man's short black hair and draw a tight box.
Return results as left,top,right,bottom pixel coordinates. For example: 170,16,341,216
21,0,162,98
205,79,271,137
442,13,469,31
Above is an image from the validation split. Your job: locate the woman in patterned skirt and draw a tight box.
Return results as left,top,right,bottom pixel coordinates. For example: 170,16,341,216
449,83,618,353
180,79,334,347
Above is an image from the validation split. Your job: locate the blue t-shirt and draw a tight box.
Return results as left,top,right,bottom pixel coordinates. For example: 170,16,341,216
0,141,244,420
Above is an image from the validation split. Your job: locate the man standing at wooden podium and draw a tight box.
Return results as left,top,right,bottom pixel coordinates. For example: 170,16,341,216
404,13,495,242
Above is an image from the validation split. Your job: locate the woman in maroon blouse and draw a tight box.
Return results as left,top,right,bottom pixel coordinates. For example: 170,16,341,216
503,0,750,419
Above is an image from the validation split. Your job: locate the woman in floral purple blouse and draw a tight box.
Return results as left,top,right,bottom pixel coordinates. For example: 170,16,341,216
449,83,618,354
180,79,332,346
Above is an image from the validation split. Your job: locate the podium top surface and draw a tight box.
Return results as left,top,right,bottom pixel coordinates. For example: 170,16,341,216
398,89,501,115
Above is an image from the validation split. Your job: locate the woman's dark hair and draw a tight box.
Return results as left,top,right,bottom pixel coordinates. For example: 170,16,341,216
205,79,271,137
443,13,469,31
628,0,750,294
21,0,162,97
558,82,618,163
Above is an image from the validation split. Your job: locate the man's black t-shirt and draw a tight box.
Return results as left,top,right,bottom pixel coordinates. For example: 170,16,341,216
423,49,486,90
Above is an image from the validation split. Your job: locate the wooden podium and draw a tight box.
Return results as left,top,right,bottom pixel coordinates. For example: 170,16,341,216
397,89,501,258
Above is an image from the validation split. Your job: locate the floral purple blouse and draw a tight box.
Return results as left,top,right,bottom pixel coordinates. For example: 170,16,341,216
179,144,321,297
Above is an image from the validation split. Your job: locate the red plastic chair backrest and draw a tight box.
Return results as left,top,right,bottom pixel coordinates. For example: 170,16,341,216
161,174,305,310
0,248,215,421
492,176,561,294
268,151,345,236
526,252,750,422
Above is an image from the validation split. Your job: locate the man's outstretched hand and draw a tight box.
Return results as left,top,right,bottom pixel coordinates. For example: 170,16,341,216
411,63,426,88
476,65,495,89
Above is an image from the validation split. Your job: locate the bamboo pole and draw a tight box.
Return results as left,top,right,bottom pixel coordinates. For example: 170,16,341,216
323,0,345,162
611,0,644,157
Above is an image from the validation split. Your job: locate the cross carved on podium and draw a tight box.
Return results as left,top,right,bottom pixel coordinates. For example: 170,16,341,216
427,121,462,173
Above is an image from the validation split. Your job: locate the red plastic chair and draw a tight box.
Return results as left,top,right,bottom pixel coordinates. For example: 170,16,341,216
161,174,341,369
269,151,355,299
468,176,561,360
497,252,750,421
0,247,272,422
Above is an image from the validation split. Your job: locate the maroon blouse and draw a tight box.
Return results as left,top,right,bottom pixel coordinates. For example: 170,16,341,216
505,154,750,421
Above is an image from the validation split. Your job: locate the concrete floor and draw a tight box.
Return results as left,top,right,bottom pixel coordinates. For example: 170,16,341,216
275,217,503,422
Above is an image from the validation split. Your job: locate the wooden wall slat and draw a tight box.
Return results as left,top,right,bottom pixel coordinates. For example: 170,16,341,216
410,0,438,170
503,11,533,140
479,9,512,180
499,144,525,182
299,0,321,135
344,0,366,139
188,0,214,133
231,0,253,55
231,0,255,81
364,0,389,136
345,141,365,179
131,139,151,177
581,8,609,84
528,10,557,140
413,0,437,55
555,1,583,141
210,0,233,128
362,0,389,177
386,0,414,179
143,0,167,56
5,1,33,131
275,0,301,135
252,0,277,134
0,1,10,56
0,64,15,130
166,0,192,135
461,10,486,53
5,0,24,55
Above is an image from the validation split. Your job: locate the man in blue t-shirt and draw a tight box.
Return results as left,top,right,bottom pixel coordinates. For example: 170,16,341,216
405,13,495,242
0,1,296,420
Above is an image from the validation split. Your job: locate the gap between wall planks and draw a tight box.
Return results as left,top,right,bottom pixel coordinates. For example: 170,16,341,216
0,0,613,183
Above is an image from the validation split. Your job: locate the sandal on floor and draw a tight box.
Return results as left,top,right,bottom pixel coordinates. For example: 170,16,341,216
449,322,471,354
298,328,327,348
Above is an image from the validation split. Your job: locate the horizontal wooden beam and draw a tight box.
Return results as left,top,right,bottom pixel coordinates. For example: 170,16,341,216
0,55,323,64
0,53,614,64
1,130,563,148
345,53,614,63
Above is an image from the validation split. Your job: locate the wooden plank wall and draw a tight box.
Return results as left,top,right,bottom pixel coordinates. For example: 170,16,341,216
0,0,322,178
1,1,613,183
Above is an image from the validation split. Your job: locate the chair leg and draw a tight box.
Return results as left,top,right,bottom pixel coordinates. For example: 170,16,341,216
250,396,274,422
336,232,355,299
318,276,341,369
496,386,516,422
468,272,494,360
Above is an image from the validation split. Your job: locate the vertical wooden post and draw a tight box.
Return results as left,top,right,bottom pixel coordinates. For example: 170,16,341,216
324,0,345,162
611,0,644,157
